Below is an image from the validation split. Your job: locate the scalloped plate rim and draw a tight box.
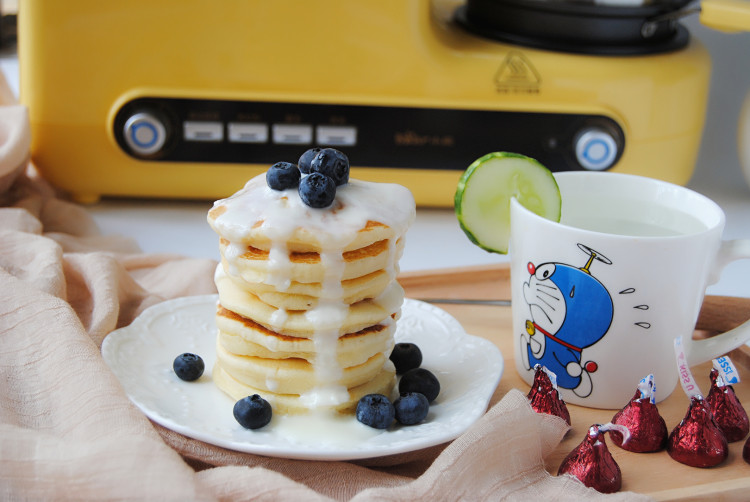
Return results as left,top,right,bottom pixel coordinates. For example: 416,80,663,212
101,295,503,461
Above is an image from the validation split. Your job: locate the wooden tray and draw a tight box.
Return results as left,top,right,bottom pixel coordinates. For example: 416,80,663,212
399,264,750,501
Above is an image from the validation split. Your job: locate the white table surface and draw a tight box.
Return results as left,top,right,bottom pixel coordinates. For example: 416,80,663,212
2,15,749,298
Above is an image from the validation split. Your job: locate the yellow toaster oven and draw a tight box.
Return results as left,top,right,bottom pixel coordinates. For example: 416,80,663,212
18,0,712,205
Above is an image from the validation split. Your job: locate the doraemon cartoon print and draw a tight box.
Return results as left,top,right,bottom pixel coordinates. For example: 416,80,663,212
520,244,614,398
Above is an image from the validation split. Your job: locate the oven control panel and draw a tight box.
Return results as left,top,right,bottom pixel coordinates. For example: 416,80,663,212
114,97,625,172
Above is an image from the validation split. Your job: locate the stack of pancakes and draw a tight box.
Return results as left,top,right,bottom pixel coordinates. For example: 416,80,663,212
207,174,415,414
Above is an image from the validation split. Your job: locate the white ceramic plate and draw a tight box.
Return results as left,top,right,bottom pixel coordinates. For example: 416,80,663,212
101,296,503,461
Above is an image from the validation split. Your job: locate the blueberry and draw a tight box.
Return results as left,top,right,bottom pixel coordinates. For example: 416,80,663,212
398,368,440,403
298,148,322,174
356,394,395,429
233,394,273,430
298,172,336,208
173,353,204,381
389,342,423,375
266,161,301,190
394,392,430,425
309,148,349,186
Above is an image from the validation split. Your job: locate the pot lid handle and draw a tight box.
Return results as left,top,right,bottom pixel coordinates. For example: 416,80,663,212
700,0,750,32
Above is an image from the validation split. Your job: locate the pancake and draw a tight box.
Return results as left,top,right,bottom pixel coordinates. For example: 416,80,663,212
215,340,389,395
220,236,405,287
216,306,396,366
208,206,397,253
212,361,397,415
222,266,396,311
215,265,405,337
208,177,414,251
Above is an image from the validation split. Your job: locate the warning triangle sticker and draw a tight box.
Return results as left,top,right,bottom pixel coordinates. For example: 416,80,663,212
495,51,542,92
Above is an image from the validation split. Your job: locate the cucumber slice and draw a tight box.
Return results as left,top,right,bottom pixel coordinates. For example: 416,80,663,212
454,152,561,254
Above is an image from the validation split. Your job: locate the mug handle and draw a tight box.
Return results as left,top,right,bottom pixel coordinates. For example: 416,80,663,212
688,239,750,366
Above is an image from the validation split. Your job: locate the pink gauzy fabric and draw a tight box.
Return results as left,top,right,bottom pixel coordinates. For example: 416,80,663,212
0,77,650,500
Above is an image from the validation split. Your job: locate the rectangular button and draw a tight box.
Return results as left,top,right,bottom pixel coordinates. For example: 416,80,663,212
316,125,357,146
272,124,313,145
228,122,268,143
184,121,223,142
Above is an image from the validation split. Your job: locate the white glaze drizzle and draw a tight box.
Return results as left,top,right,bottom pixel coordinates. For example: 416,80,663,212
223,242,243,277
210,175,415,250
265,377,279,393
269,308,288,328
273,408,380,446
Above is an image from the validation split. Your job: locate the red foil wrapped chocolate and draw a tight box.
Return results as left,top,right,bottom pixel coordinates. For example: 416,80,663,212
744,435,750,464
558,423,629,493
527,365,571,425
706,368,749,443
668,396,728,468
611,375,668,452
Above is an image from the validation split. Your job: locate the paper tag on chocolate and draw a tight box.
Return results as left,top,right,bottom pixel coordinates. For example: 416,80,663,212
637,374,656,404
541,365,558,390
599,422,631,444
674,337,702,399
712,356,740,386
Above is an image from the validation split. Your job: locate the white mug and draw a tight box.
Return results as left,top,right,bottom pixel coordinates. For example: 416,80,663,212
510,171,750,409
